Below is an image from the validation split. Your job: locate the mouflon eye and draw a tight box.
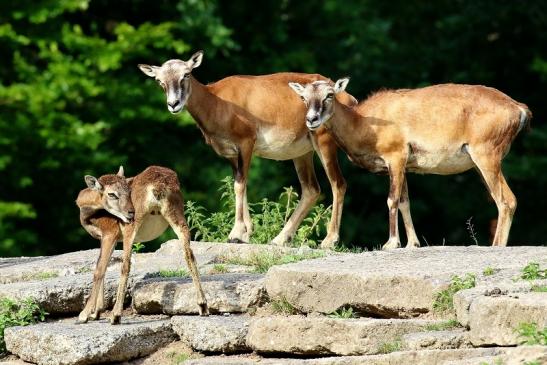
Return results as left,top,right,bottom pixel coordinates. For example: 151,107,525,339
107,193,119,199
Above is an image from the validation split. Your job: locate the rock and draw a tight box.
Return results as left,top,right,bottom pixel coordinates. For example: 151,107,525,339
467,292,547,346
132,273,267,315
171,315,250,353
442,346,547,365
4,316,177,365
247,315,440,356
183,348,527,365
265,246,547,318
0,273,120,314
402,329,471,350
0,249,122,284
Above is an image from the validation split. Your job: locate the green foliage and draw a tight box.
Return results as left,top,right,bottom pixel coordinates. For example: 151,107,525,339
523,361,541,365
157,268,189,278
220,250,325,274
482,267,496,276
433,274,476,312
211,263,228,274
531,285,547,293
186,177,331,247
329,307,356,319
376,337,402,354
424,319,460,331
516,322,547,346
23,271,58,281
270,297,298,315
479,360,504,365
0,298,47,354
520,262,547,280
132,242,145,253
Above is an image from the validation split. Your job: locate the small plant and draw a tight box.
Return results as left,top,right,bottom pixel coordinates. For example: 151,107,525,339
424,319,460,331
220,251,325,274
531,285,547,293
482,266,496,276
329,307,356,319
515,322,547,345
22,271,59,281
186,176,332,247
0,298,47,354
523,361,541,365
270,297,298,315
157,268,189,278
433,273,476,312
211,263,228,274
479,359,505,365
376,337,402,354
132,242,145,253
167,350,195,365
466,217,478,245
520,262,547,280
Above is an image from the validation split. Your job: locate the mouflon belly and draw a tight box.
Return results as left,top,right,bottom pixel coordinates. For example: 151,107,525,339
254,129,313,160
406,147,474,175
134,214,169,242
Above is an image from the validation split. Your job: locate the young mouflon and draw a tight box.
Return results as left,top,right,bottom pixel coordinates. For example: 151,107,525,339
76,165,208,324
289,79,531,248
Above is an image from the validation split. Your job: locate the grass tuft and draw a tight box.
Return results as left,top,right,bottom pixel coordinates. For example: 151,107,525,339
424,319,461,331
515,322,547,345
210,263,228,274
531,285,547,293
157,268,189,278
376,337,402,354
0,298,47,354
482,266,496,276
520,262,547,280
220,250,325,274
433,273,476,312
328,307,356,319
270,297,298,315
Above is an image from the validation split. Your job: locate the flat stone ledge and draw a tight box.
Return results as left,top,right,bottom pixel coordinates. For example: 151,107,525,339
247,315,441,356
132,273,267,315
5,316,176,365
171,315,250,353
402,329,471,350
265,246,547,318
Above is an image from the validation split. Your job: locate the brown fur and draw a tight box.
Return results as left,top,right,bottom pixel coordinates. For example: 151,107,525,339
76,166,208,324
140,54,357,249
293,81,531,248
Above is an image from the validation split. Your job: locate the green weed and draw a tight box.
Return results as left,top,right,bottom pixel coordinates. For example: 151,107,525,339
433,273,476,312
516,322,547,345
132,242,145,253
211,263,228,274
186,177,332,247
220,250,325,274
482,266,496,276
531,285,547,293
329,307,356,319
157,268,189,278
424,319,460,331
520,262,547,280
0,298,47,354
376,337,402,354
270,297,298,315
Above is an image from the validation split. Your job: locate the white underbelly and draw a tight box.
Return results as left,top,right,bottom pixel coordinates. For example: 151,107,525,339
407,149,474,175
254,129,313,160
134,214,169,242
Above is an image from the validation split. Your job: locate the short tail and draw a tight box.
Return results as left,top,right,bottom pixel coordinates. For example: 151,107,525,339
517,104,532,133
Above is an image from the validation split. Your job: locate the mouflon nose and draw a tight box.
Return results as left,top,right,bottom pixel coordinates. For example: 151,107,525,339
127,211,135,219
167,100,180,109
306,114,319,124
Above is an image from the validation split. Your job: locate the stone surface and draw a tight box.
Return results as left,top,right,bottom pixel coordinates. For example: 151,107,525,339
402,329,471,350
247,315,440,356
442,346,547,365
265,246,547,317
132,273,267,315
171,315,250,353
5,316,176,365
467,292,547,346
183,348,528,365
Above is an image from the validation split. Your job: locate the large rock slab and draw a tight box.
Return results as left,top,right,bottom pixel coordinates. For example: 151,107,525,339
247,315,440,356
402,329,471,350
265,246,547,317
467,292,547,346
172,315,250,353
132,273,267,315
443,346,547,365
5,316,176,365
183,348,542,365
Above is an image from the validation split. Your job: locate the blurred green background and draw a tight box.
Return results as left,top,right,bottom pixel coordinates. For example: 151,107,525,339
1,0,546,256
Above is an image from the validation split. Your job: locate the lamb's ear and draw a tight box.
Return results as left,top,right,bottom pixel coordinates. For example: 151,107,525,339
288,82,305,97
84,176,103,191
334,77,350,94
138,64,159,78
188,50,203,70
117,166,124,177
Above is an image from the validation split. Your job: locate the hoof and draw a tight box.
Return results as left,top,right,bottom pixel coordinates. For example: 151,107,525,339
228,238,246,244
382,239,401,250
110,315,121,325
75,317,88,325
199,303,210,316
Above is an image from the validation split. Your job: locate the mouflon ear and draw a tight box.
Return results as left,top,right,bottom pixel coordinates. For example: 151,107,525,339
288,82,306,97
117,166,124,177
138,64,159,78
334,77,350,94
84,175,103,192
188,50,204,70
